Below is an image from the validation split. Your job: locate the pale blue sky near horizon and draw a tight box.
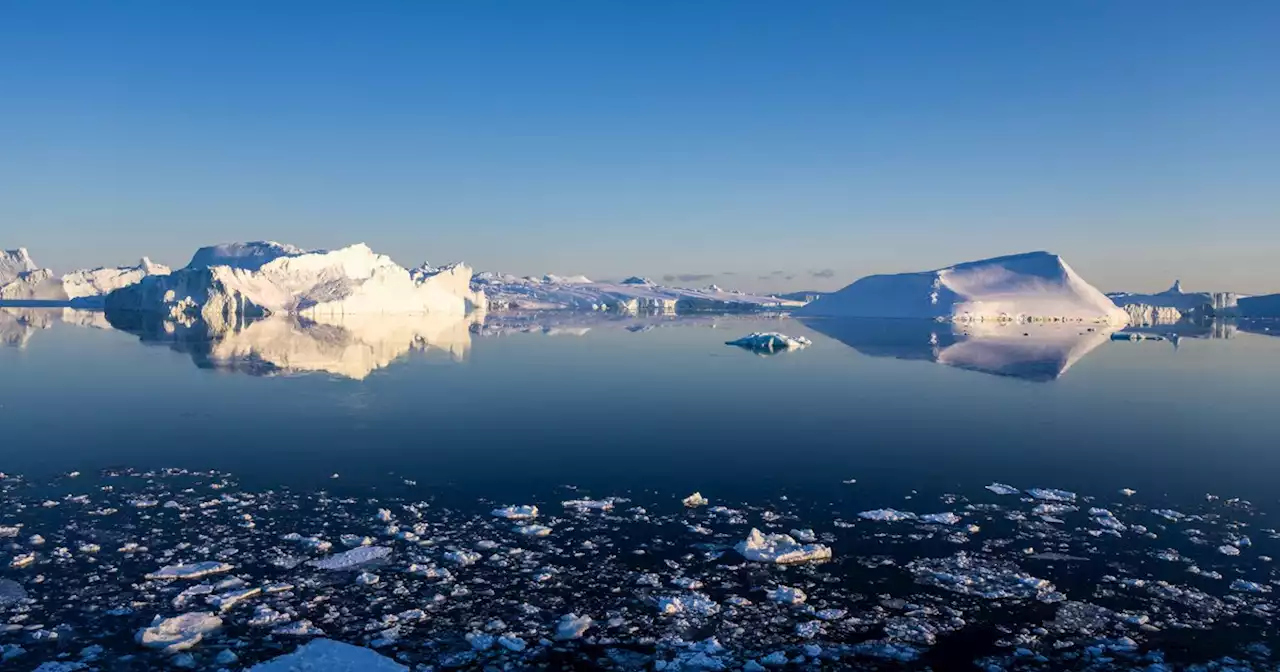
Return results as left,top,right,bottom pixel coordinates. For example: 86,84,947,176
1,1,1277,294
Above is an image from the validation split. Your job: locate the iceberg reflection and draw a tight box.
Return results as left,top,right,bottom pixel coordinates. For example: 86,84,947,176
106,311,479,379
0,307,112,348
801,318,1115,382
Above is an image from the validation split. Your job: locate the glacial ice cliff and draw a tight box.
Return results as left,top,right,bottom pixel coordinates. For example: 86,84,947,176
1107,280,1225,316
796,252,1128,324
105,242,485,321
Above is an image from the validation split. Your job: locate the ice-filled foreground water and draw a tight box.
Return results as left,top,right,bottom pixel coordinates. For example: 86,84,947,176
1,309,1279,670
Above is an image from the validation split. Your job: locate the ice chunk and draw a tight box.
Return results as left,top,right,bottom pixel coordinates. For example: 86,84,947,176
515,524,552,537
767,586,807,605
135,612,222,653
306,546,391,570
554,613,593,640
735,528,832,564
491,505,538,520
921,512,962,525
146,561,234,581
1026,488,1076,502
247,638,408,671
985,483,1020,496
725,332,812,352
859,508,918,522
682,492,709,508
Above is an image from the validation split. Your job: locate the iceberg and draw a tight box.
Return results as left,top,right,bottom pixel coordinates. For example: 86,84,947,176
1121,303,1182,326
105,242,484,321
735,528,832,564
0,248,169,303
802,318,1114,382
135,612,223,653
473,272,802,314
1237,294,1280,318
797,252,1127,324
724,332,812,352
1108,281,1234,317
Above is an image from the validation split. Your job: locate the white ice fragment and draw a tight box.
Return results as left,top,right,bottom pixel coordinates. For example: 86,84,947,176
1229,579,1270,593
1218,545,1241,556
682,492,709,508
272,620,325,637
735,528,831,564
444,550,482,566
561,498,617,512
921,512,962,525
725,332,811,351
554,613,593,640
497,635,527,652
789,529,817,543
515,524,552,537
1120,488,1137,496
247,638,407,671
491,505,538,520
146,561,234,581
9,553,34,568
985,483,1019,496
767,586,807,605
355,572,379,585
1026,488,1076,503
207,586,261,612
306,546,391,570
135,612,223,653
859,508,918,522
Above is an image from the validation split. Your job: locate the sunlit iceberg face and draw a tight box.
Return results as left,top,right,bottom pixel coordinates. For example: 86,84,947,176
801,318,1117,382
107,311,479,380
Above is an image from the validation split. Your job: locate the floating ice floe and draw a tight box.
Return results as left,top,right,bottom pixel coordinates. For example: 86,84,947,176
724,332,812,352
561,498,618,512
247,638,408,671
135,612,223,653
514,524,552,537
735,528,832,564
305,546,391,570
554,613,593,640
909,552,1064,602
490,505,538,520
767,586,807,605
858,508,918,522
682,492,709,508
985,483,1020,496
921,512,962,525
1026,488,1077,503
145,561,235,581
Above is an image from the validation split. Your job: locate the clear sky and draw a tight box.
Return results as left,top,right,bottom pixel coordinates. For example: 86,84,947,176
2,1,1277,294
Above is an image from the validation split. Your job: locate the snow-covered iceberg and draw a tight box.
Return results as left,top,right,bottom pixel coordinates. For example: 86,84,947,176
797,252,1127,324
105,310,476,380
473,272,802,314
1108,281,1239,317
105,242,484,321
1,248,170,303
803,318,1114,381
724,332,812,352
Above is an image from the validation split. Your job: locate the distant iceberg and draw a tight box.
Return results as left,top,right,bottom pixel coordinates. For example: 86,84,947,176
0,248,170,303
796,252,1128,324
106,242,485,321
473,272,802,314
1236,294,1280,318
1108,280,1239,317
802,318,1115,382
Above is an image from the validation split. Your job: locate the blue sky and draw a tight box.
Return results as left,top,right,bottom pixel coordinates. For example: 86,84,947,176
2,1,1277,293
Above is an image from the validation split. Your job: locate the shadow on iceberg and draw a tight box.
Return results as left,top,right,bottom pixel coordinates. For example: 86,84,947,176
800,318,1115,382
105,311,478,380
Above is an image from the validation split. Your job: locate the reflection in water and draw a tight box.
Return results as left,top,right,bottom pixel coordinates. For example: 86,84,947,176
106,311,480,379
0,307,111,348
802,318,1115,382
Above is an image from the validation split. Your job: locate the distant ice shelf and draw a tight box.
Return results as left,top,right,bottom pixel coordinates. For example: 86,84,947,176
472,272,804,315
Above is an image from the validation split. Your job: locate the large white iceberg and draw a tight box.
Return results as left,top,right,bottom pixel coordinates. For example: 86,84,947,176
797,252,1127,324
105,242,484,321
248,638,407,671
473,272,803,314
0,248,170,303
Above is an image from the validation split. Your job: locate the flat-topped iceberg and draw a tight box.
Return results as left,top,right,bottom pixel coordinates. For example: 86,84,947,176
1,248,170,303
105,241,484,321
473,272,803,314
1108,280,1239,317
797,251,1127,324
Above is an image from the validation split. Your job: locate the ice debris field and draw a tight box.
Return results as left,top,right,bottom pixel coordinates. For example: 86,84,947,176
0,471,1276,671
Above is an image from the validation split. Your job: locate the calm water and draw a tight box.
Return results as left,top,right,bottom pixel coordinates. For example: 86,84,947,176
1,308,1278,502
1,308,1277,670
